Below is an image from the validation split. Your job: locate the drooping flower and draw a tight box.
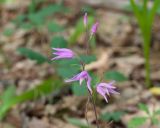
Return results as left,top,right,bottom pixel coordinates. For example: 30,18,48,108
96,81,119,103
91,22,99,35
83,12,88,27
51,48,75,60
65,71,92,93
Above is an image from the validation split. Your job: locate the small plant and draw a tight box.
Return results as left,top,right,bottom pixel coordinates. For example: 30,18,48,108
128,103,160,128
130,0,160,87
0,7,124,126
51,13,119,128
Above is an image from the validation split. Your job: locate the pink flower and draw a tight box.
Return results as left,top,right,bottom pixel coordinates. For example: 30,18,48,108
96,81,119,103
65,71,92,93
51,48,75,60
83,12,88,27
91,22,99,35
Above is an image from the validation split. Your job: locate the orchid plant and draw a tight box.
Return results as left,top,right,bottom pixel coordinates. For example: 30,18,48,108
52,13,119,128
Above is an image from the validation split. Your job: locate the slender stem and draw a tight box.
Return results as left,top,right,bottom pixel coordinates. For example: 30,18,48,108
85,96,90,127
84,18,100,128
143,33,151,87
85,26,90,55
88,89,100,128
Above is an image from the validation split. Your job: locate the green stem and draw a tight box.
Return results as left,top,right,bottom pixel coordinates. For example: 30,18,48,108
143,33,151,87
88,89,100,128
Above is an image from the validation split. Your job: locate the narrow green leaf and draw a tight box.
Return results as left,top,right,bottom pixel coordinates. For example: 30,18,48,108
1,86,16,103
69,16,94,45
0,78,62,120
17,47,48,64
66,118,89,128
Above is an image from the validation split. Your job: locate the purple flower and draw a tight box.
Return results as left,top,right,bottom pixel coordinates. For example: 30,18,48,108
83,12,88,27
91,22,99,35
65,71,92,93
96,81,119,103
51,48,74,60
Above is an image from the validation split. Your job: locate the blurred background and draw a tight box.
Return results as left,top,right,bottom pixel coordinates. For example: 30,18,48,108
0,0,160,128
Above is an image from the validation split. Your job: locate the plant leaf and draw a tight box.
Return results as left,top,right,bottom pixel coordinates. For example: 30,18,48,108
50,36,67,48
66,118,89,128
68,16,94,45
71,81,88,96
0,78,62,120
17,47,48,64
104,71,128,82
138,103,149,114
48,22,64,32
128,117,147,128
154,109,160,115
100,111,125,122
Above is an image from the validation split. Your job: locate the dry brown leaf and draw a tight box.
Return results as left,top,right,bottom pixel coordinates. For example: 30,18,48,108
85,49,112,71
113,55,144,76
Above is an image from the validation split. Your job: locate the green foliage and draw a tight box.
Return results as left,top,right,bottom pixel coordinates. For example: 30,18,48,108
55,54,97,96
82,6,95,15
71,81,88,96
138,103,149,114
3,28,14,36
66,118,89,128
13,3,68,30
48,22,64,32
128,103,160,128
36,4,68,18
71,73,99,96
154,109,160,115
0,86,16,113
17,47,49,64
104,71,128,82
69,16,94,45
0,79,62,120
56,55,96,78
57,66,80,79
128,117,147,128
0,0,15,4
20,22,34,30
50,36,68,48
71,73,98,96
80,55,96,64
100,111,125,122
130,0,160,87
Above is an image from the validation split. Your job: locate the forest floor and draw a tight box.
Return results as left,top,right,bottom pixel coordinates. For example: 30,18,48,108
0,0,160,128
